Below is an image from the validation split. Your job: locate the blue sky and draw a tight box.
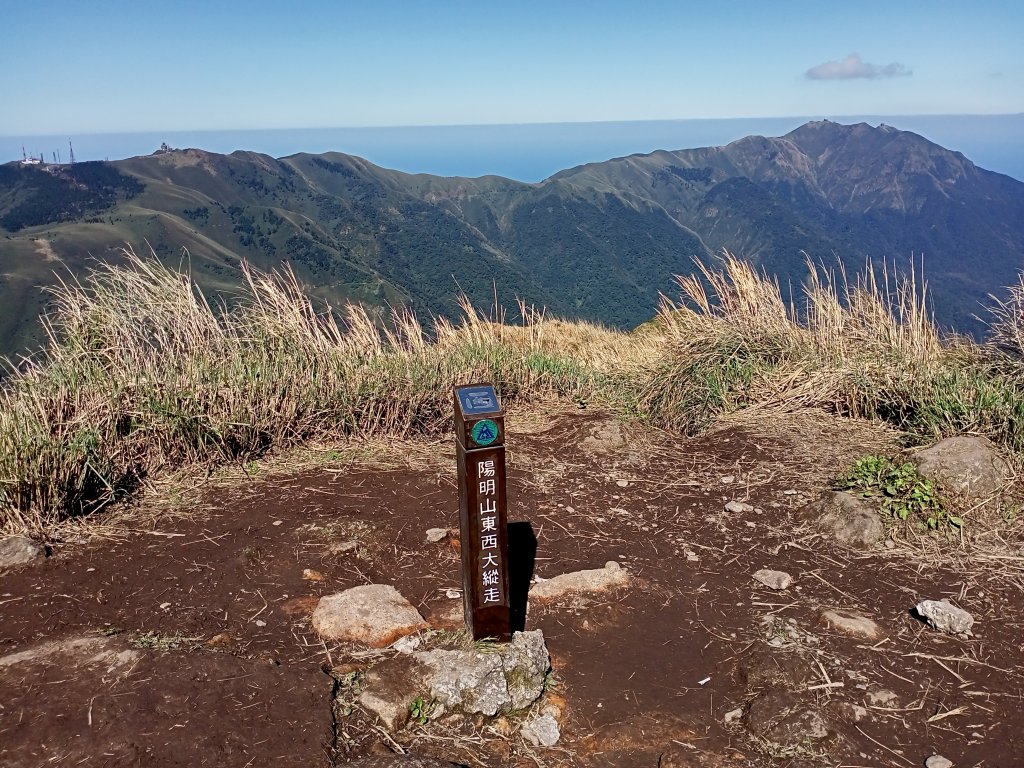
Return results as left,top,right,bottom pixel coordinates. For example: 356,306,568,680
1,0,1021,135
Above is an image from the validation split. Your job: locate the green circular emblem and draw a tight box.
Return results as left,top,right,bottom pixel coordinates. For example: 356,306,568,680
471,419,499,447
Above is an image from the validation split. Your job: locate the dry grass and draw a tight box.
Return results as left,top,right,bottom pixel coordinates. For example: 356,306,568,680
0,248,646,533
2,247,1022,535
642,253,1024,450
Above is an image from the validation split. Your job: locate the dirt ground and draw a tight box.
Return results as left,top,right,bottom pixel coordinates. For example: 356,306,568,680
2,406,1023,767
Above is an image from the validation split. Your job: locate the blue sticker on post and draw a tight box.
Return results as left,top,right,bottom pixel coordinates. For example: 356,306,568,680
459,385,500,416
471,419,499,447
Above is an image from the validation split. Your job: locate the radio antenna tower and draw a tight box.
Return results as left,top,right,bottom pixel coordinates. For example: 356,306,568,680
68,139,76,165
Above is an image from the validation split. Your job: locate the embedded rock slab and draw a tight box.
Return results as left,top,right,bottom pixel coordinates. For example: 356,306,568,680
818,609,883,640
356,654,424,731
312,584,428,647
915,599,975,636
0,634,141,675
529,561,630,603
0,536,45,568
800,491,883,549
912,436,1013,499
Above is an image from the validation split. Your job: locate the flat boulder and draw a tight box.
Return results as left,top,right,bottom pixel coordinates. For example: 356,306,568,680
800,491,883,549
530,561,630,603
818,609,882,640
911,436,1012,500
312,585,428,647
0,536,45,569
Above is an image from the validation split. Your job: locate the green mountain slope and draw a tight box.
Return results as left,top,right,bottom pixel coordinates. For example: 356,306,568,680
2,121,1023,357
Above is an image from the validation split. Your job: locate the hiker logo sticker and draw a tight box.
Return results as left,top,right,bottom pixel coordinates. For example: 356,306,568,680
471,419,499,447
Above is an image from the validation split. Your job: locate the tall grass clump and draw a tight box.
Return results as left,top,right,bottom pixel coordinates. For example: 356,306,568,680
643,252,1024,451
0,248,648,533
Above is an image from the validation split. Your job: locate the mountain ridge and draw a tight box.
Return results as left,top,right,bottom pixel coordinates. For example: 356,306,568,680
2,120,1023,357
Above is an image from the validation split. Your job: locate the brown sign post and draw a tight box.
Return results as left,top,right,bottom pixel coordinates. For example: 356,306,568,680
454,383,511,642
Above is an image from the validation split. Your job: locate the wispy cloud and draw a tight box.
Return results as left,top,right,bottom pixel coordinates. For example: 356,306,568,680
805,53,912,80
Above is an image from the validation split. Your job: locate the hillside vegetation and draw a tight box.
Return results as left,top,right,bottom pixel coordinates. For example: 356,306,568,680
2,248,1022,533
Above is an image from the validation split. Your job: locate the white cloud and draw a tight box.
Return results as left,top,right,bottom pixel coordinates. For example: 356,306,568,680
805,53,912,80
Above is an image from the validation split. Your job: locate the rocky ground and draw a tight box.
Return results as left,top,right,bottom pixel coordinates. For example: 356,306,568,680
1,406,1022,767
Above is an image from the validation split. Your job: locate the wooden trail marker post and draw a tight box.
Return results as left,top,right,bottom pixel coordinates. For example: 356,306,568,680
454,383,511,642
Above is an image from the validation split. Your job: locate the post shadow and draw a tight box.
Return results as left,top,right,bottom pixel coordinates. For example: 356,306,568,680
507,521,537,634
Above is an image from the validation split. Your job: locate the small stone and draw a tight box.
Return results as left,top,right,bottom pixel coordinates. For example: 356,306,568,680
836,702,868,722
725,500,754,514
254,619,267,627
753,569,793,590
925,756,953,768
615,479,629,488
884,539,896,549
392,634,422,654
159,602,171,610
720,475,735,484
819,609,883,640
783,489,798,496
724,707,744,724
303,569,325,581
272,520,283,526
0,536,45,568
444,589,461,599
520,713,560,746
684,549,699,562
916,599,975,636
745,521,756,528
328,540,359,555
866,689,899,708
426,528,448,543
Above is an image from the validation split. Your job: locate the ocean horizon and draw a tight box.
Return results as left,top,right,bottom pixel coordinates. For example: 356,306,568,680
3,114,1022,183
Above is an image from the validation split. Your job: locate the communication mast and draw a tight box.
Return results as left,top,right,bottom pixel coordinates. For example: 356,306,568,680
68,139,76,165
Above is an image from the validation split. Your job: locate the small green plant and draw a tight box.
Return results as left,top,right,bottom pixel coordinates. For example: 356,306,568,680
837,455,961,531
409,695,435,725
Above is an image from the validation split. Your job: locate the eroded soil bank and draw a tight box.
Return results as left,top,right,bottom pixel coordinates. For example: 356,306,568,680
2,407,1022,767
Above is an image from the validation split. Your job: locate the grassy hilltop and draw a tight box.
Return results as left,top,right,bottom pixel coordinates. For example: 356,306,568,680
2,249,1022,533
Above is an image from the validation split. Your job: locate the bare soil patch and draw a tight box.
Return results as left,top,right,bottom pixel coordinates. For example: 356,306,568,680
2,408,1022,766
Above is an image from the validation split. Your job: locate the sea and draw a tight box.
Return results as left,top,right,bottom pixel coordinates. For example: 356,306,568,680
2,114,1022,183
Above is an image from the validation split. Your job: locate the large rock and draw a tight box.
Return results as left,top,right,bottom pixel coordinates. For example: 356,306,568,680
0,536,45,568
416,630,550,717
800,491,883,549
416,647,507,716
530,561,630,603
312,585,428,648
911,436,1013,499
